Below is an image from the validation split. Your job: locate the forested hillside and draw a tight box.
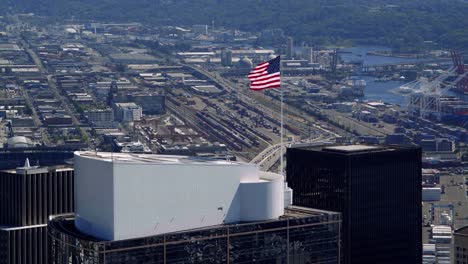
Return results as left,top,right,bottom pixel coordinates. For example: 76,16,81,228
3,0,468,50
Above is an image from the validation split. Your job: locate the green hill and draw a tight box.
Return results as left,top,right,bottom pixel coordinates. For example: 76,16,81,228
3,0,468,51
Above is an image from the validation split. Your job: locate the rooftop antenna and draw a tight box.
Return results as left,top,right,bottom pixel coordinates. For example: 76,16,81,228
24,158,30,168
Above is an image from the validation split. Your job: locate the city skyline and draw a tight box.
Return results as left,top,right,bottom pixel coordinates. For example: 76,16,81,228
0,2,467,263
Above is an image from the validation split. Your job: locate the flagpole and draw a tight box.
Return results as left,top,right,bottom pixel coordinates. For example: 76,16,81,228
280,89,284,176
248,56,283,175
280,59,284,178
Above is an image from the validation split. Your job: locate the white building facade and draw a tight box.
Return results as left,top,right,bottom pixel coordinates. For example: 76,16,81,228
74,152,284,241
113,102,142,122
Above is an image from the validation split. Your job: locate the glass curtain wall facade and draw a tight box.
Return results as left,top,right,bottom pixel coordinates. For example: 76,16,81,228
286,145,422,264
0,167,74,264
49,207,341,264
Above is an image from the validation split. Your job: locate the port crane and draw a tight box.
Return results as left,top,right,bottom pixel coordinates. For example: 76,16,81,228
404,50,467,120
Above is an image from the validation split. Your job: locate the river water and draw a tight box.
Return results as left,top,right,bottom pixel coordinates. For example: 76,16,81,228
339,46,427,67
359,76,406,106
339,46,424,106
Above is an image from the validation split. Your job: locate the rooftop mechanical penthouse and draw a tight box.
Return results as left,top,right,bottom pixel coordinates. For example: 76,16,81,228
73,151,285,241
48,151,342,264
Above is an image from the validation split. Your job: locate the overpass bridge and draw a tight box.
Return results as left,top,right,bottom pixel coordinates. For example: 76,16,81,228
250,135,335,173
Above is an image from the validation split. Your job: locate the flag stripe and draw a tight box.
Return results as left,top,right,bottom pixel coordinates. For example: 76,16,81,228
248,71,268,79
250,81,281,90
248,56,280,91
249,72,280,82
251,65,268,73
250,84,281,91
255,62,269,68
251,76,281,86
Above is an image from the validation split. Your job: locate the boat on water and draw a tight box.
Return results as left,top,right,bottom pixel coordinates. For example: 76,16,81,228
340,77,366,97
375,76,391,82
396,80,422,94
397,86,414,94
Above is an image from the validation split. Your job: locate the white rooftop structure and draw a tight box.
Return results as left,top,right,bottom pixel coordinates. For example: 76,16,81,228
74,152,284,241
14,158,48,175
6,136,34,148
324,145,382,153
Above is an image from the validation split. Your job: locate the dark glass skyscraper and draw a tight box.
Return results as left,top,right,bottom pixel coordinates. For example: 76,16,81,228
0,163,74,264
286,145,422,264
49,207,341,264
0,147,75,170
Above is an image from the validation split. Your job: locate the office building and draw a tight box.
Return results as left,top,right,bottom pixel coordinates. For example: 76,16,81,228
221,49,233,67
421,139,437,152
128,93,166,115
286,145,422,264
192,24,209,35
50,207,341,264
0,161,74,264
303,47,314,63
107,80,118,106
0,147,75,170
287,36,294,59
423,244,436,263
84,109,114,127
0,226,48,264
420,138,455,152
436,138,455,152
453,226,468,263
113,102,142,122
48,151,342,263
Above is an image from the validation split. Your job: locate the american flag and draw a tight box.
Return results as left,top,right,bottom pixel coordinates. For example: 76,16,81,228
248,56,281,91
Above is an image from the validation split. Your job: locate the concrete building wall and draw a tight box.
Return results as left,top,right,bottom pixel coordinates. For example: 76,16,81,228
74,152,284,241
85,109,114,127
112,163,257,240
113,103,142,122
74,154,114,241
453,227,468,263
239,172,284,222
